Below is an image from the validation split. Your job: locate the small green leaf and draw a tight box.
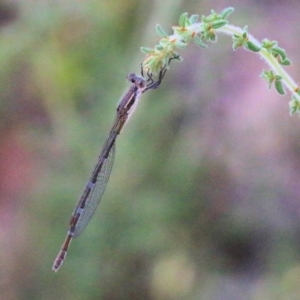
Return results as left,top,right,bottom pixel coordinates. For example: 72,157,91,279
155,45,164,51
280,58,292,66
289,96,300,115
175,41,188,49
232,41,240,50
140,47,154,54
193,35,207,48
272,47,287,60
173,54,183,61
275,79,285,95
159,38,171,46
210,33,217,42
203,29,217,42
155,24,168,38
142,57,157,69
261,70,275,89
179,12,189,27
246,41,261,52
185,17,192,26
210,9,216,16
261,70,270,80
189,14,199,24
220,7,234,19
211,20,227,29
232,33,247,50
261,39,278,51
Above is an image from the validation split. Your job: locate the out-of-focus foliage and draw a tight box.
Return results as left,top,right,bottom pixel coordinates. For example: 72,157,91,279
2,1,300,299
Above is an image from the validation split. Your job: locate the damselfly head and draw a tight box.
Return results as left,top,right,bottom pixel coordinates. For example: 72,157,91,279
127,73,146,89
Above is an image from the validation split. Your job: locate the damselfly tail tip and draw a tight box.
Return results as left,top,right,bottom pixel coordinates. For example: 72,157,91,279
52,250,66,273
52,265,59,273
52,260,62,273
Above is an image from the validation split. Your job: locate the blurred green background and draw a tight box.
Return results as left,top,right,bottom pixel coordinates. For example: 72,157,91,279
2,0,300,299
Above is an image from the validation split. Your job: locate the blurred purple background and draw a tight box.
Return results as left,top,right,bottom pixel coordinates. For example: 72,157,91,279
1,1,300,299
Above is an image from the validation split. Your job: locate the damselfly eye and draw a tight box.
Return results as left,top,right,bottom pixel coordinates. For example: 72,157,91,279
127,73,136,83
138,80,146,88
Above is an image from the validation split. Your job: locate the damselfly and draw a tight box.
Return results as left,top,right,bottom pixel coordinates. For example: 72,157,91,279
52,62,172,272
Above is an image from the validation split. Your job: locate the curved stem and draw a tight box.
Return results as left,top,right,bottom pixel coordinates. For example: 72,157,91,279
218,24,299,99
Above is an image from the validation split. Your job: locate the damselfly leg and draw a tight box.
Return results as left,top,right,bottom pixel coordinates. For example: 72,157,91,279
142,54,180,92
